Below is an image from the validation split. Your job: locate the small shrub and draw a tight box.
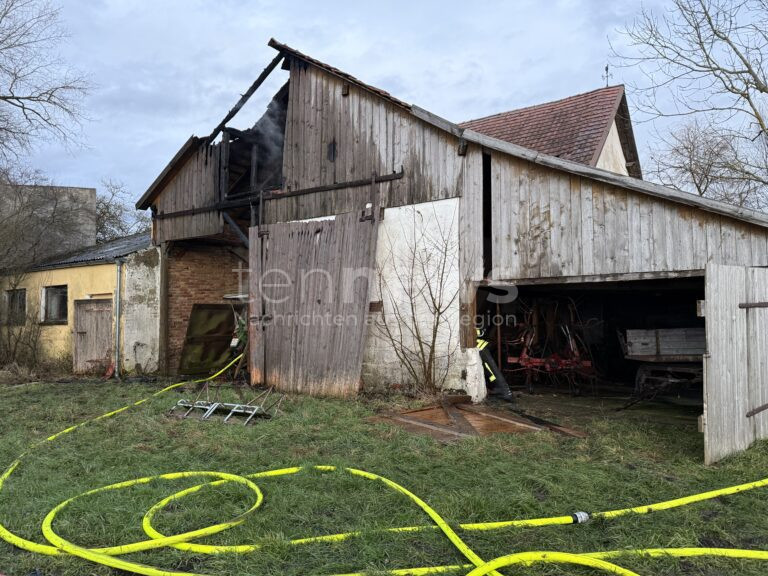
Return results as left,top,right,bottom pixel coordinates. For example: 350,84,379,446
0,362,37,386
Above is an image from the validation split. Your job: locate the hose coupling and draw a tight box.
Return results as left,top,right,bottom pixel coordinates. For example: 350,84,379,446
571,511,590,524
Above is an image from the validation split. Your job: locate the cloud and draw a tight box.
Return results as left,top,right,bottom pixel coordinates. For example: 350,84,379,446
28,0,656,202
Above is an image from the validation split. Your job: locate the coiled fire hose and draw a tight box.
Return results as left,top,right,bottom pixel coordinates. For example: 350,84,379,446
1,354,768,576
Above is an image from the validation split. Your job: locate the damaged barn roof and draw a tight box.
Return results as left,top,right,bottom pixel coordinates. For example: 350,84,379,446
32,231,152,271
269,40,766,227
136,38,768,230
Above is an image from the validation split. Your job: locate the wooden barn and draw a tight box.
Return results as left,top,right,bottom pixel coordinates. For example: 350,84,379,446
137,39,768,463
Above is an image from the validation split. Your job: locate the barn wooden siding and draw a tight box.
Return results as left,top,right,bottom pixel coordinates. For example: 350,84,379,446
154,143,223,243
704,264,768,464
460,152,768,284
264,62,466,223
249,211,377,396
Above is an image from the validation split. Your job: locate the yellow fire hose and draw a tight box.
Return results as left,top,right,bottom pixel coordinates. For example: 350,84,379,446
1,354,768,576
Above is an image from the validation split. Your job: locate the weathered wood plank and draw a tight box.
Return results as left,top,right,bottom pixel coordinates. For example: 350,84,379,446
746,267,768,442
567,176,582,277
459,146,483,283
248,226,264,385
251,211,376,396
704,263,750,464
271,61,768,285
155,143,221,242
580,179,594,275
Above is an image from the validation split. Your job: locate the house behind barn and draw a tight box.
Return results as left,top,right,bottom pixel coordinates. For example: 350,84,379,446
1,232,162,375
137,39,768,464
0,184,97,269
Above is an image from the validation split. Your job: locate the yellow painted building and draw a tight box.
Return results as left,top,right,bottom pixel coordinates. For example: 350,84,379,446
12,263,116,360
1,232,162,374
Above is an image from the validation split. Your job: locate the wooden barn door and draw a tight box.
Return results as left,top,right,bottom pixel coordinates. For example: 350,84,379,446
249,211,378,396
73,299,113,374
704,263,768,464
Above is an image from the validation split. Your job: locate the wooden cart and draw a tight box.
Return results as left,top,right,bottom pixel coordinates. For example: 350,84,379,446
619,328,705,396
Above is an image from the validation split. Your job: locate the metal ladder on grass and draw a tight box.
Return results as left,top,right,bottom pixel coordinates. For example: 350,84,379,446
169,387,284,425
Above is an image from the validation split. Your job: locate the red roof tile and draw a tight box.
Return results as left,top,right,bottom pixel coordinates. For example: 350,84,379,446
460,86,625,167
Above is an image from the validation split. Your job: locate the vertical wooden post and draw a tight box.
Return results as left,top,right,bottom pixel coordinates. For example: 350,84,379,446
249,227,265,387
459,284,477,349
219,130,230,201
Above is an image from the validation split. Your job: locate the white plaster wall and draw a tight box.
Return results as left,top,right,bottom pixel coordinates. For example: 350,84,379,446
362,198,485,400
596,120,629,176
121,247,162,374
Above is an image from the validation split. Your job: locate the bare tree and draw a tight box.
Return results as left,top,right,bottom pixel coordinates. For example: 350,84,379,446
0,168,98,370
373,205,460,395
96,179,150,243
0,168,99,371
0,0,87,163
615,0,768,209
651,119,768,210
0,271,41,368
0,167,93,271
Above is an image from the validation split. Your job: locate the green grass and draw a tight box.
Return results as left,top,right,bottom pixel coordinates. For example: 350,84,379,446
0,379,767,576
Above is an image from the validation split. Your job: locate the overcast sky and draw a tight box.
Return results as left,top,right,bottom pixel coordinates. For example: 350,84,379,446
30,0,667,201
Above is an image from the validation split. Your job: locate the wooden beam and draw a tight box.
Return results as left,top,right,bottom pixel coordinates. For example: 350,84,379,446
222,211,249,248
207,52,284,143
263,169,404,201
747,402,768,418
154,199,250,220
411,105,464,139
455,405,544,432
380,413,476,439
218,130,229,202
739,301,768,309
154,170,405,221
482,269,706,286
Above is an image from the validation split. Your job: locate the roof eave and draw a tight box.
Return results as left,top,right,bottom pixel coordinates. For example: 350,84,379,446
30,259,118,272
135,135,201,210
462,127,768,229
29,232,153,271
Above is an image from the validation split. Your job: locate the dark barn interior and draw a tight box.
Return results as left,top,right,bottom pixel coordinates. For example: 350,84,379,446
219,81,289,232
476,277,706,407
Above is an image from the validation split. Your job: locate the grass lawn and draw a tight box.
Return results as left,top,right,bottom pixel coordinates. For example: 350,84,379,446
1,379,768,576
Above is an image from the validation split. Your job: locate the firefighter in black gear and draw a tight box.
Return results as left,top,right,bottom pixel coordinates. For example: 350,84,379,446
477,327,514,401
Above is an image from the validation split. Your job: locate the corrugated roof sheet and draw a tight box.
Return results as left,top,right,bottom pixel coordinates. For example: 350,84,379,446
32,231,152,270
460,85,625,167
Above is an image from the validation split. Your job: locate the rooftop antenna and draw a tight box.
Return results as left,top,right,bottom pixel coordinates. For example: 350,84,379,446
602,63,613,87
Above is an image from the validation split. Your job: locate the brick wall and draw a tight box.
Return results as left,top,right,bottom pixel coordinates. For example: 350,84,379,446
166,244,246,373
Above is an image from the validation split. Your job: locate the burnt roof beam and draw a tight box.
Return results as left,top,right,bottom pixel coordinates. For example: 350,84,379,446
207,51,285,144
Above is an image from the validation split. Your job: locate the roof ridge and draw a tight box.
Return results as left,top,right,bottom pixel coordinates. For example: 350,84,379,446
460,84,625,126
